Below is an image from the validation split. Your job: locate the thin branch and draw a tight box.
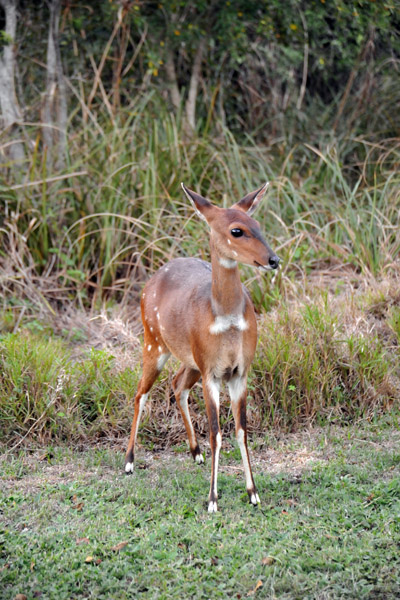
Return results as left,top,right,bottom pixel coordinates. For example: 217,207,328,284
4,170,88,191
296,11,309,111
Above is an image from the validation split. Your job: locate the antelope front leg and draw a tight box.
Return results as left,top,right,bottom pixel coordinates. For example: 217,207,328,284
228,376,260,506
203,377,222,513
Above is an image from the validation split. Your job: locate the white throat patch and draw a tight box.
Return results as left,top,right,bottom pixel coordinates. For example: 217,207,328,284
219,257,237,269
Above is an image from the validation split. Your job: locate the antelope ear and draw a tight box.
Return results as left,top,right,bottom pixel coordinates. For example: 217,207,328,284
181,183,213,223
231,182,269,216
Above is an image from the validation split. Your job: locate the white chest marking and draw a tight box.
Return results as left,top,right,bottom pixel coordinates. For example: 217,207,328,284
209,314,248,334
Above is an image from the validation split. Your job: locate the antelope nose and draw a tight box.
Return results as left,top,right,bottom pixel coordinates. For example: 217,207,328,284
269,255,280,270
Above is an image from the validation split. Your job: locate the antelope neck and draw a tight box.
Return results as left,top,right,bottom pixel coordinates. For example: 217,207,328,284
210,245,244,316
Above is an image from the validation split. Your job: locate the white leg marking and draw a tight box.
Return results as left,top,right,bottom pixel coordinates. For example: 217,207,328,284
179,389,202,461
134,393,149,445
157,352,170,371
207,378,221,409
206,379,221,509
212,431,222,499
126,392,149,472
237,428,253,490
179,390,195,433
227,376,247,404
228,379,257,500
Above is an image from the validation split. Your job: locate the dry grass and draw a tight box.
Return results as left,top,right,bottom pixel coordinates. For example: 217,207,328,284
0,257,399,449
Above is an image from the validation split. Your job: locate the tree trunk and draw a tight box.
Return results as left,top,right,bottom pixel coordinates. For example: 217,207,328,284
0,0,25,165
165,48,181,112
42,0,67,171
184,38,206,136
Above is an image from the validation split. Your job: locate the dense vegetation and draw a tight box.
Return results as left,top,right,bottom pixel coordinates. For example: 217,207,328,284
0,0,399,443
1,4,400,599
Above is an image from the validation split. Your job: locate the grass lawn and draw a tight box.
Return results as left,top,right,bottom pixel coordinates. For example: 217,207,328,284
1,418,399,600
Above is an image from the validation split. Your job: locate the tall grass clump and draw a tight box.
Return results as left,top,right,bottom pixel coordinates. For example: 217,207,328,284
1,96,399,315
0,332,140,445
253,294,398,431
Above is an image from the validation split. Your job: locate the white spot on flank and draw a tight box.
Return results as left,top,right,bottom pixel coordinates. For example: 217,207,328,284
209,314,248,334
158,345,162,352
233,250,238,257
165,267,169,271
147,344,152,351
153,292,156,298
157,312,160,320
154,306,158,311
157,352,170,371
219,257,237,269
150,327,153,332
125,462,134,473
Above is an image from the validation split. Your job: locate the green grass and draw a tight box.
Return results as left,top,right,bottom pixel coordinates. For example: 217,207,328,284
1,274,399,445
0,101,398,439
0,331,141,444
1,421,400,599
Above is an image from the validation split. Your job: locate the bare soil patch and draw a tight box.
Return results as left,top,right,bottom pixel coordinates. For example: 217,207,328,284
2,425,398,495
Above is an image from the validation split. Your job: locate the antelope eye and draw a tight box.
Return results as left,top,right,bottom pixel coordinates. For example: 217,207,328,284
231,228,244,238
